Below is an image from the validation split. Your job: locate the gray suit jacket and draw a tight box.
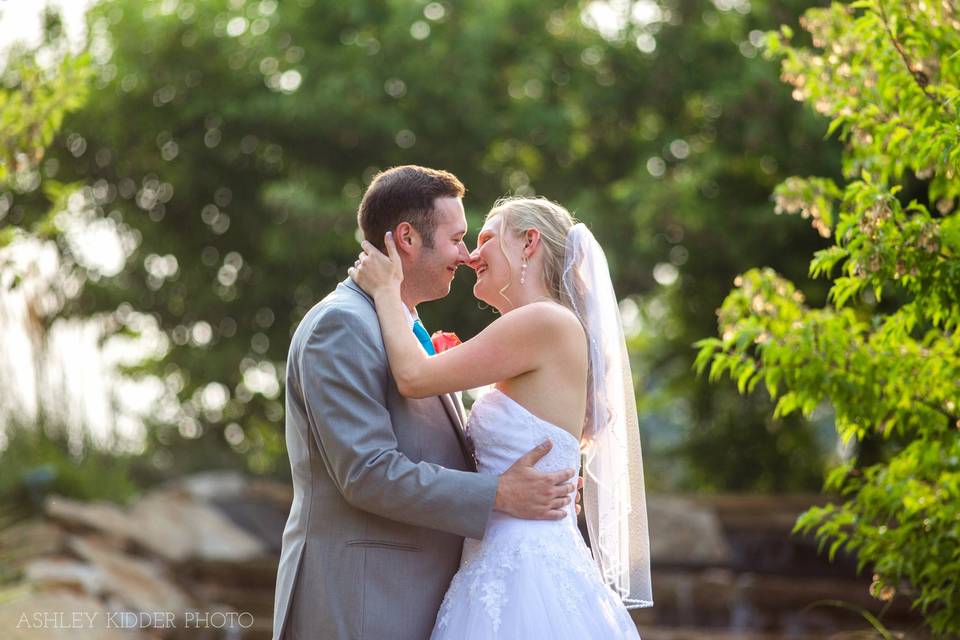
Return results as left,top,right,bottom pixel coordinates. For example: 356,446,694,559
273,278,498,640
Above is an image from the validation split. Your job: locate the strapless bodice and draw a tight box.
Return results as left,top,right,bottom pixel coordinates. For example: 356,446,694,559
465,388,581,477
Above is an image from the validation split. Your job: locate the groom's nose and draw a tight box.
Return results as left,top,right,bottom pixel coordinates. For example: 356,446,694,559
467,248,481,270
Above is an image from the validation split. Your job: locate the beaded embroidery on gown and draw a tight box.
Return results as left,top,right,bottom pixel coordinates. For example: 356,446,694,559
430,388,641,640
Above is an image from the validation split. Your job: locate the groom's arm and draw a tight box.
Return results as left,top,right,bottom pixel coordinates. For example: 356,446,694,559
298,306,499,539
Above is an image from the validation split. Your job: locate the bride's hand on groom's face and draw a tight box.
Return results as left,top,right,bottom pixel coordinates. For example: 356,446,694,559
348,232,404,297
494,440,578,521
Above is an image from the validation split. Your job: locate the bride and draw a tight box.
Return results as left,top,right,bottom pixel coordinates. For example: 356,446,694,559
349,196,652,639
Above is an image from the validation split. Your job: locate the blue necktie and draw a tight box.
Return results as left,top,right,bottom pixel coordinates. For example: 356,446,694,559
412,319,437,356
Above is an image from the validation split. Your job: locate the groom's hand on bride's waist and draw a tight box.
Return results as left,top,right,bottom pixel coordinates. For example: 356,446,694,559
493,440,577,520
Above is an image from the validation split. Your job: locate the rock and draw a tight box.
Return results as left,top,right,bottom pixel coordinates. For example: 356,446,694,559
0,521,66,563
636,628,823,640
0,591,147,639
191,582,276,616
67,535,192,616
44,496,134,546
733,572,915,615
179,557,279,587
647,569,738,623
647,495,731,565
645,568,915,631
126,490,266,563
43,486,267,564
175,471,247,501
695,494,825,532
211,495,289,556
247,479,293,506
23,558,103,595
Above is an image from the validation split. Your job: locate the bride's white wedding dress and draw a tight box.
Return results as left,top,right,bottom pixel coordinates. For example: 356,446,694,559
431,388,641,639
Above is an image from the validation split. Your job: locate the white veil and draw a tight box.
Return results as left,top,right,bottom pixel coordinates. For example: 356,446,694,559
561,223,653,608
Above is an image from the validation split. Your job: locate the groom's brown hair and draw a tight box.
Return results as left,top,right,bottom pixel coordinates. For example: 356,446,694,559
357,165,465,251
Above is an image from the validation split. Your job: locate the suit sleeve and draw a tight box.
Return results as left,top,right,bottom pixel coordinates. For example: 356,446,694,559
297,306,497,539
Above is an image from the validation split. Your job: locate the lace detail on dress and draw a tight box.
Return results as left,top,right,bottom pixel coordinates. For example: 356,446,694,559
435,529,601,634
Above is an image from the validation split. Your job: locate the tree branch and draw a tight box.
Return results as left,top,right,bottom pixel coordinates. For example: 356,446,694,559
873,0,955,115
912,397,960,424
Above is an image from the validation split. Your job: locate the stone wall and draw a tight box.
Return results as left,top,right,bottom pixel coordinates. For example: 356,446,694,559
0,473,924,639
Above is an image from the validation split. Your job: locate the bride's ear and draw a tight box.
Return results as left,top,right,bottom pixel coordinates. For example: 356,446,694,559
523,228,541,258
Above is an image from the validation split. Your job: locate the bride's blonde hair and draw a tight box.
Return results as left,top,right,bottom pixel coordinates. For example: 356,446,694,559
486,196,579,306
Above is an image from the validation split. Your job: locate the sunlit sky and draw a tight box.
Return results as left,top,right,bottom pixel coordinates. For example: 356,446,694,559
0,0,92,55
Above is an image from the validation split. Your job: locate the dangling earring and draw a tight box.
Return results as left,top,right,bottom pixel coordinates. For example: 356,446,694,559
520,257,527,285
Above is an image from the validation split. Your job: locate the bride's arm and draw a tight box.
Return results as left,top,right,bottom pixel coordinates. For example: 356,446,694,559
379,293,559,398
350,234,563,398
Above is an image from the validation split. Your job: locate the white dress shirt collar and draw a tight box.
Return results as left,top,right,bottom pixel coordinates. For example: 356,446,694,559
401,303,418,329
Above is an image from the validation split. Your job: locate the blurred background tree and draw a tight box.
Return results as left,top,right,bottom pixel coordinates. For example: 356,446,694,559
4,0,841,492
698,0,960,633
0,10,145,522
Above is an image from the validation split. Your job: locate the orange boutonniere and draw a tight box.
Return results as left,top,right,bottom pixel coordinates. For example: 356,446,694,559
431,331,462,353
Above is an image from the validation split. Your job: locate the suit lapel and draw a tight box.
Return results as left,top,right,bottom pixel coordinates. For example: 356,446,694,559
439,393,475,469
344,277,476,469
438,393,460,429
451,391,467,422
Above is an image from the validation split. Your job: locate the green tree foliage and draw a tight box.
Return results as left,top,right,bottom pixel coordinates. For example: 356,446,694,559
46,0,836,484
607,0,842,492
0,10,91,251
696,0,960,633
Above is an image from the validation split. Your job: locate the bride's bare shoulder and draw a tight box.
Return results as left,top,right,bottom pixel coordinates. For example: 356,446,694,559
520,300,585,338
490,300,585,344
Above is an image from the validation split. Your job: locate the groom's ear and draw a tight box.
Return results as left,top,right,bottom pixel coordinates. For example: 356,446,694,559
394,221,418,255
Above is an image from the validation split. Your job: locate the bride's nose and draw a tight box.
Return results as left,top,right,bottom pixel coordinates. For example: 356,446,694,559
467,248,482,270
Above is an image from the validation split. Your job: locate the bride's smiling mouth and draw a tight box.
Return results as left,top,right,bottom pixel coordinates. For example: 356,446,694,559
475,265,488,277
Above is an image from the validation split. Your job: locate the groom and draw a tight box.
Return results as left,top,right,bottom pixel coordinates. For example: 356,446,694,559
273,165,578,640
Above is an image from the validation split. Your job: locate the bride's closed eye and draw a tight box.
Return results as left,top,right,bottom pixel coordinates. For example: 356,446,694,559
475,231,493,249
